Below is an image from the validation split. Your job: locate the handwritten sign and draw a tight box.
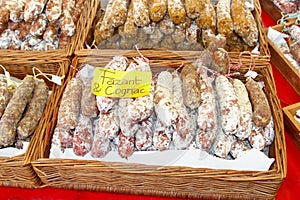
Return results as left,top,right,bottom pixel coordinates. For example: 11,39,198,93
91,67,152,98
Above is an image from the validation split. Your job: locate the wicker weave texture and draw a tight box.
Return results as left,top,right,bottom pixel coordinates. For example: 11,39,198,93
0,0,96,57
29,49,286,199
74,0,270,63
0,58,70,188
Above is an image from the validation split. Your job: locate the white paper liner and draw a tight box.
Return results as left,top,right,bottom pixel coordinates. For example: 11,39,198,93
50,145,274,172
0,142,29,158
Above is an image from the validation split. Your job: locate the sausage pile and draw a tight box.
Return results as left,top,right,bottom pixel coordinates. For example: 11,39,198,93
52,52,275,160
0,0,85,50
91,0,259,52
0,76,49,148
272,22,300,73
272,0,299,14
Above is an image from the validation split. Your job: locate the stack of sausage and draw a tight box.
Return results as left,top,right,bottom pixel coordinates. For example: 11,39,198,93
0,76,49,149
91,0,259,52
0,0,85,50
272,0,300,14
274,22,300,73
52,48,275,160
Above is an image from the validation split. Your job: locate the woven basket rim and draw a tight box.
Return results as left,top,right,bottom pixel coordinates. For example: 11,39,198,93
75,0,270,60
29,52,286,176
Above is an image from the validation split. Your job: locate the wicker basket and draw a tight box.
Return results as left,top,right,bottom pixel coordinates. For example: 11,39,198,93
283,102,300,150
228,0,270,64
74,0,270,64
28,49,286,199
0,55,70,189
0,0,97,58
259,0,283,22
266,20,300,96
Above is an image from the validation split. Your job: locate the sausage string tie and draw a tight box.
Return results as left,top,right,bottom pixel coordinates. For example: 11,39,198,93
134,45,149,63
175,63,185,72
227,51,255,74
32,67,65,86
90,40,98,49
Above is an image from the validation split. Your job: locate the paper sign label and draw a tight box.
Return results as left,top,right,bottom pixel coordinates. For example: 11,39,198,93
52,75,62,85
244,70,258,79
91,67,152,98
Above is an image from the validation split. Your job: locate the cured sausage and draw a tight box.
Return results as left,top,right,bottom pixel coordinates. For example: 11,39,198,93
195,65,218,151
154,71,178,126
0,76,35,147
232,78,252,140
215,75,239,134
0,76,9,118
73,114,93,156
181,65,201,110
245,77,271,128
17,79,49,140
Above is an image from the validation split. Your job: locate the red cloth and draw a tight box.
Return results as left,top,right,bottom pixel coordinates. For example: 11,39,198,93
261,11,300,200
0,10,299,200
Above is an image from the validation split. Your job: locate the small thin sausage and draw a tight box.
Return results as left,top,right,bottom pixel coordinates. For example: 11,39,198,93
132,0,150,27
98,109,120,140
24,0,47,22
230,140,250,159
110,0,129,28
46,0,62,23
154,71,178,127
153,118,173,151
216,0,233,37
232,78,252,140
0,76,35,147
90,118,111,158
172,71,196,149
167,0,186,25
185,0,201,19
30,13,48,36
215,75,239,134
210,131,234,159
59,10,76,37
117,0,138,39
57,77,83,132
149,0,167,22
195,0,216,33
248,123,266,150
195,65,218,151
8,0,26,22
81,81,98,118
0,76,9,118
17,79,49,140
181,65,201,110
245,77,271,128
72,114,93,156
231,0,258,47
135,115,154,151
97,0,115,41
